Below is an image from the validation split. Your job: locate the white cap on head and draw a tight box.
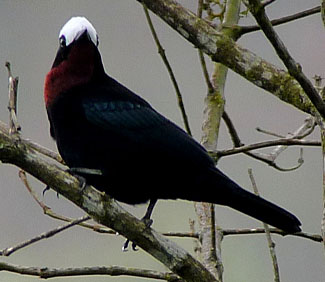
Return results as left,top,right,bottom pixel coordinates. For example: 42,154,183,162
59,17,98,47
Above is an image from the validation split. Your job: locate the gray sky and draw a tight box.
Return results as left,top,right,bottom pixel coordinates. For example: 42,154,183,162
0,1,324,282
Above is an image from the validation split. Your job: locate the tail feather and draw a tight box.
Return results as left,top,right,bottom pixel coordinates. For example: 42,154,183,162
198,168,301,233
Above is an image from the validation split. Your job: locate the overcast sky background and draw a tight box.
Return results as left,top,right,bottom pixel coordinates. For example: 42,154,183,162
0,1,324,282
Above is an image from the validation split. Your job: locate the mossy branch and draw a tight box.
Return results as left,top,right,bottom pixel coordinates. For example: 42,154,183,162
245,0,325,117
137,0,321,117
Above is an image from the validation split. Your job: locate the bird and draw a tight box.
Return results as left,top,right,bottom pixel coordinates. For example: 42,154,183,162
44,16,301,235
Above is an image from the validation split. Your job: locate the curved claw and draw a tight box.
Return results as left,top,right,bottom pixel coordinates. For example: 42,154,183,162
42,185,51,196
43,185,59,198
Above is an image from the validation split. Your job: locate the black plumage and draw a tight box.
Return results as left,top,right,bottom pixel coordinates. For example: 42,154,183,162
44,18,301,233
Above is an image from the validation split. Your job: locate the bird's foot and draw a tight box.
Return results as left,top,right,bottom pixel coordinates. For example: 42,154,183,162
122,239,137,251
142,217,153,228
42,167,93,196
122,199,157,252
66,167,104,191
42,185,60,198
66,168,88,191
122,216,154,252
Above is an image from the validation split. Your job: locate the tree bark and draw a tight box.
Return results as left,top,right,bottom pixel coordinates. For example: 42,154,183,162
137,0,322,117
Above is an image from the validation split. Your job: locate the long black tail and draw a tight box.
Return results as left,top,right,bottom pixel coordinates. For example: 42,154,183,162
198,168,301,233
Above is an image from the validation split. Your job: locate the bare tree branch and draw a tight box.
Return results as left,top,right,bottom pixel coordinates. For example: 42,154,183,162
138,0,319,117
0,261,182,281
0,215,90,257
261,117,316,161
163,227,323,243
19,169,115,235
142,4,192,136
240,6,321,35
19,170,50,211
245,0,325,117
222,228,323,242
215,138,320,158
2,1,324,278
219,114,319,171
256,127,286,138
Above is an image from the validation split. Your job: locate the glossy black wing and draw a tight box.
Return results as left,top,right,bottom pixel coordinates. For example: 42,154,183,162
82,98,168,134
82,92,214,168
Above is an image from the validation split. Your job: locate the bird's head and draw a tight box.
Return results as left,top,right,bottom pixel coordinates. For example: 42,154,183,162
44,17,103,107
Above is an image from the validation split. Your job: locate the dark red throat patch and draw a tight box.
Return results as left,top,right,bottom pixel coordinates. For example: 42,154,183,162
44,43,95,107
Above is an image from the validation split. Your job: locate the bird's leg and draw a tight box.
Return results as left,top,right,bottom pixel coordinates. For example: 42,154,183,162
142,198,157,227
66,168,87,190
122,238,135,251
42,185,51,196
42,185,60,199
123,199,157,251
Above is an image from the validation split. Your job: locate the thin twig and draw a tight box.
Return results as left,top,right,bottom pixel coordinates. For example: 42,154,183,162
197,0,214,93
19,170,50,211
215,138,320,158
240,6,321,35
256,127,285,138
19,170,116,234
142,4,192,136
257,122,316,140
265,117,316,161
248,169,280,282
162,228,322,242
198,51,214,94
222,228,323,242
197,0,215,95
0,215,90,256
221,111,285,167
261,0,277,8
219,113,319,171
0,262,182,281
222,111,243,146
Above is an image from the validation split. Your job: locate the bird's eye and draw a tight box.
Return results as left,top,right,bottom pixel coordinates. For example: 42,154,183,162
59,36,66,48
